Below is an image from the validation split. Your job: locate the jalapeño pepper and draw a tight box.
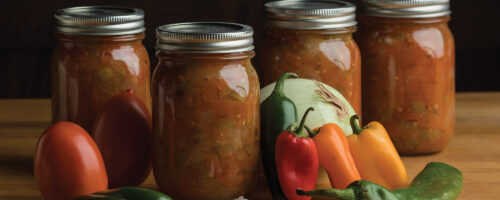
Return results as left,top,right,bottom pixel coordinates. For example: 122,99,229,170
261,72,298,200
75,187,172,200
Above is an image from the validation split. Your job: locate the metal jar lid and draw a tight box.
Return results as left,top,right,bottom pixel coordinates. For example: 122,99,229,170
156,22,254,53
360,0,451,18
55,6,145,35
265,0,357,30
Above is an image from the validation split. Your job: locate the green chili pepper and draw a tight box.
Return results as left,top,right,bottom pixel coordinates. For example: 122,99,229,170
297,162,462,200
75,187,172,200
260,72,298,200
76,196,123,200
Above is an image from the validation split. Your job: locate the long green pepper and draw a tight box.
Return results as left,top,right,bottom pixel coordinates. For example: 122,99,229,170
297,162,462,200
260,72,299,200
75,187,172,200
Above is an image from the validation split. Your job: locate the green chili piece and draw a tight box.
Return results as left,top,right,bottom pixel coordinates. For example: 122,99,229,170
76,195,124,200
75,187,172,200
297,162,462,200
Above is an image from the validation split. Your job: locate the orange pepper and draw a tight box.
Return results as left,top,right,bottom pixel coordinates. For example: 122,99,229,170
309,123,361,189
347,115,408,189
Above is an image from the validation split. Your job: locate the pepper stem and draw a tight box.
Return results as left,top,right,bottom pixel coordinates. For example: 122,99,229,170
290,107,314,137
350,115,365,134
271,72,298,97
296,188,355,200
305,126,321,138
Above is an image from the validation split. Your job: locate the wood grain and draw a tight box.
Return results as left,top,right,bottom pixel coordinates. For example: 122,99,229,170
0,92,499,199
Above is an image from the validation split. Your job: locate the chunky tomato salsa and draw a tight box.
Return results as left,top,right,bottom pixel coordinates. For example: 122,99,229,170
259,26,362,114
51,33,151,132
152,52,260,199
358,16,455,154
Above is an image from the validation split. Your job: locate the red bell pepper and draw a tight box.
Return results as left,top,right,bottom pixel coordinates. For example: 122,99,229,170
275,107,319,200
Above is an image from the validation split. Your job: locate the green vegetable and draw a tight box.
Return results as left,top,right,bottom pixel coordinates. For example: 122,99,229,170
297,162,462,200
76,196,122,200
260,78,356,135
260,72,298,200
75,187,172,200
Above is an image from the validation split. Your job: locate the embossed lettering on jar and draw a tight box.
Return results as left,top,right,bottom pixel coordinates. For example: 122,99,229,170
358,0,455,154
152,22,260,200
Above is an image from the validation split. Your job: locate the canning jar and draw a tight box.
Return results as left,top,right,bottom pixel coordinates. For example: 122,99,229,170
259,0,362,114
152,22,260,200
358,0,455,154
52,6,151,132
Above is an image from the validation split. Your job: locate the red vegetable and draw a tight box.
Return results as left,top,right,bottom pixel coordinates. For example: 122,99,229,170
275,107,319,200
34,121,108,200
92,89,152,188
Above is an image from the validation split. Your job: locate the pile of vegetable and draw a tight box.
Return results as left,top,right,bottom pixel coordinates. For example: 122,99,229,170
32,72,463,200
260,72,463,200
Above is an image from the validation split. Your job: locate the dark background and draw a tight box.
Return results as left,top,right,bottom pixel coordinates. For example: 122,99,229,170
1,0,499,98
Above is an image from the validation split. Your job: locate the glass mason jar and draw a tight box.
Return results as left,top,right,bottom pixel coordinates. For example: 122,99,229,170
152,22,260,200
52,6,151,132
358,0,455,154
259,0,362,114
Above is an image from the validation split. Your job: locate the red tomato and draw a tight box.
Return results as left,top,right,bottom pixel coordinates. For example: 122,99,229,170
92,89,152,188
34,121,108,200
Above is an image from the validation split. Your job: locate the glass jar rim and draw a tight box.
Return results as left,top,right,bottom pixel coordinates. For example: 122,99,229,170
55,6,145,35
265,0,357,30
156,22,254,53
54,32,145,42
359,0,451,18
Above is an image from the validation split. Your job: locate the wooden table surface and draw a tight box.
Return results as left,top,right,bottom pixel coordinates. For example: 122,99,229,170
1,92,499,200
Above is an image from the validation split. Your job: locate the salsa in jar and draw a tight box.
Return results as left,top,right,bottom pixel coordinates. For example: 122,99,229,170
152,22,260,200
52,6,151,132
260,0,362,114
358,0,455,154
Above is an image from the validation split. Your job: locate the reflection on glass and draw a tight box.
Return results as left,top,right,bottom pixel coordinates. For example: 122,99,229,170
259,27,362,114
152,52,260,200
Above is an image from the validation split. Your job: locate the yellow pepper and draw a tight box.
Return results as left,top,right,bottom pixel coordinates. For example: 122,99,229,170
346,115,408,190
